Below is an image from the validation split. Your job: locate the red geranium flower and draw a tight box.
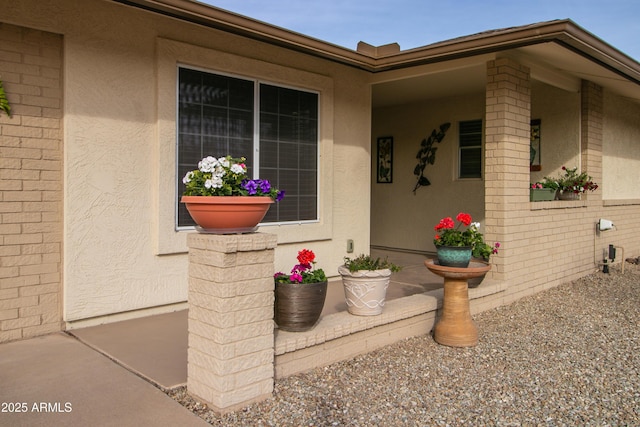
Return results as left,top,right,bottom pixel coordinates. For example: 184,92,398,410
297,249,315,266
456,212,472,226
434,217,455,231
275,249,326,284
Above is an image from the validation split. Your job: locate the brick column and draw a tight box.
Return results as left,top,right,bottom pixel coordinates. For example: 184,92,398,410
580,80,603,201
186,232,277,413
485,57,531,279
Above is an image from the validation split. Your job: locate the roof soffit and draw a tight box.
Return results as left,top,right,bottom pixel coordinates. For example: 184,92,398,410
113,1,640,97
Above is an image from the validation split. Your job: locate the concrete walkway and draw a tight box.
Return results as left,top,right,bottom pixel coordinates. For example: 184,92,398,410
0,333,208,427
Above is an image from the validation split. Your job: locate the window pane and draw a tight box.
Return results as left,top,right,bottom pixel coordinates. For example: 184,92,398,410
458,120,482,179
460,148,482,178
259,84,319,223
177,68,255,227
459,120,482,134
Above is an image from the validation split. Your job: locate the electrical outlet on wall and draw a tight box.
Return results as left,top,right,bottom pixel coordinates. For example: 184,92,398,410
347,239,354,253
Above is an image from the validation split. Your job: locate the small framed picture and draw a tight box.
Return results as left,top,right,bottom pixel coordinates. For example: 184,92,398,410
530,119,541,171
376,136,393,183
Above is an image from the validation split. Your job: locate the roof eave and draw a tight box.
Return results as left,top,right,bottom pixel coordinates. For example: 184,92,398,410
113,1,640,84
112,0,378,70
375,20,640,81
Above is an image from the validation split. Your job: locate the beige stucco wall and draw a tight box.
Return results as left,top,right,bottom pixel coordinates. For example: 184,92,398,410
3,0,372,325
529,81,581,183
602,90,640,199
371,93,486,253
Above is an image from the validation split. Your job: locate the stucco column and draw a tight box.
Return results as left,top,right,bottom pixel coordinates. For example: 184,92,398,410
186,232,277,413
581,80,603,201
485,57,532,279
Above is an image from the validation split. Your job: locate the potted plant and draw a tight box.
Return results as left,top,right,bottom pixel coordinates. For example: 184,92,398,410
0,78,11,117
541,166,598,200
274,249,327,332
433,213,500,267
529,182,556,201
338,254,401,316
181,155,284,233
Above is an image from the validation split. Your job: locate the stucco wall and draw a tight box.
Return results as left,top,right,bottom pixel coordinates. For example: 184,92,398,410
3,0,372,325
529,81,581,184
602,90,640,199
371,93,486,253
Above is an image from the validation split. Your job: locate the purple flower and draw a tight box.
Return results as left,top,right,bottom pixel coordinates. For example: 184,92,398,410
290,273,303,283
291,263,310,274
276,190,285,201
259,180,271,193
242,179,257,195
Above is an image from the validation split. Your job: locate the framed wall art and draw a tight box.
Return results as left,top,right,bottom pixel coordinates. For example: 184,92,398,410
530,119,541,171
376,136,393,183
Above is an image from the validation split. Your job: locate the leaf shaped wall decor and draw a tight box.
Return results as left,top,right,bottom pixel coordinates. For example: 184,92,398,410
413,122,450,194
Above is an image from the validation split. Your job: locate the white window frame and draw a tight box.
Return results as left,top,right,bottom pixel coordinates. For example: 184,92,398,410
175,66,321,229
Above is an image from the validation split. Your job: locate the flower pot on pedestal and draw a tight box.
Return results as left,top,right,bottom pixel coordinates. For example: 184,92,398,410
181,195,273,234
436,246,472,268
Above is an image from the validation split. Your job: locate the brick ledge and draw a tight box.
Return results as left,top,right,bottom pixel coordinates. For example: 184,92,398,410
274,279,505,356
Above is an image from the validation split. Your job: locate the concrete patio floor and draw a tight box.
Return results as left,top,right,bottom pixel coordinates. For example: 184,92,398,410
69,249,449,390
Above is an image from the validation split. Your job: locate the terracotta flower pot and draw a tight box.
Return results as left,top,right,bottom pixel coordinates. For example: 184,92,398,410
181,195,273,234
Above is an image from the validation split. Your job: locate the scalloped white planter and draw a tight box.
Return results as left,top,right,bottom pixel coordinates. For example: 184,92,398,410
338,266,392,316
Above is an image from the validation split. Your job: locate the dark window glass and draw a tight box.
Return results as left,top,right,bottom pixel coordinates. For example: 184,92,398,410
259,84,319,223
459,120,482,178
177,68,319,227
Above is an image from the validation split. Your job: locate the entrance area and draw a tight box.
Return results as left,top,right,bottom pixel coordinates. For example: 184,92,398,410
69,249,500,389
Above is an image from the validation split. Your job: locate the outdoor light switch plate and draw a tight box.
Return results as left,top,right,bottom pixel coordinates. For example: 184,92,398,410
347,239,354,253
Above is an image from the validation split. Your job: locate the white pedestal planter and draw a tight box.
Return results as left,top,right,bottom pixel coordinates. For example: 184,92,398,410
338,266,392,316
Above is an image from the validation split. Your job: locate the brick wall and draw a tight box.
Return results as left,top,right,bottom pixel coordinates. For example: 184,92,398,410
0,23,63,343
485,57,640,306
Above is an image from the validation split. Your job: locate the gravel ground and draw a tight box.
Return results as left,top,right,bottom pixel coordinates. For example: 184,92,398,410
169,263,640,426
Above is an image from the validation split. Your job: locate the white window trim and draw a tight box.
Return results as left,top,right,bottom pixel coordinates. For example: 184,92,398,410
155,38,334,255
